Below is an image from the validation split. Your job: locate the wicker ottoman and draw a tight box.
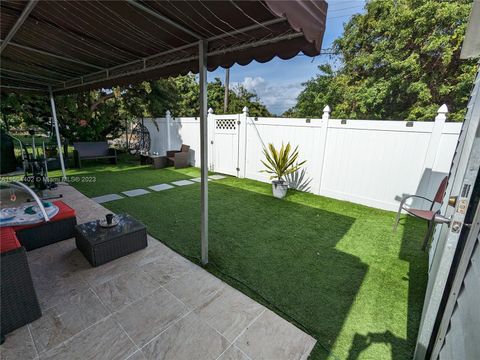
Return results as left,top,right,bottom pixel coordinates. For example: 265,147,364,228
74,214,147,267
150,155,167,169
1,247,42,342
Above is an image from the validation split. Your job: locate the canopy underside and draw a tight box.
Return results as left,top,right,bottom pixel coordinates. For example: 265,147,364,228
0,0,328,94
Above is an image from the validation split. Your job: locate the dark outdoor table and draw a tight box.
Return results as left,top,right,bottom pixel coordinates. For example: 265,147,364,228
149,155,167,169
139,154,150,165
140,154,167,169
74,214,147,267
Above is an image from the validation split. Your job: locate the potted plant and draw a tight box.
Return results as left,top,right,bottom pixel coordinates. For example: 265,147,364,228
261,142,306,199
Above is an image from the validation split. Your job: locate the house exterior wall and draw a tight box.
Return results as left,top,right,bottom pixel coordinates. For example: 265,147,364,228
438,236,480,360
415,64,480,359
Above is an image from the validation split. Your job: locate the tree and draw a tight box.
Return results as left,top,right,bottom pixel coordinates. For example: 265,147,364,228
287,0,476,121
121,74,271,118
229,84,271,117
0,90,127,142
1,92,49,131
284,64,345,118
167,74,271,117
0,73,270,143
122,80,179,118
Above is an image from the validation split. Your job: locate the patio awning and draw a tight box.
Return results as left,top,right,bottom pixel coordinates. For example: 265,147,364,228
0,0,327,94
0,0,327,265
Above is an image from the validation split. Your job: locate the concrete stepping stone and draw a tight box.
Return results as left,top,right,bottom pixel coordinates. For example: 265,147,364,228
171,180,194,186
209,175,227,180
92,194,124,204
190,177,210,183
122,189,150,197
148,184,174,192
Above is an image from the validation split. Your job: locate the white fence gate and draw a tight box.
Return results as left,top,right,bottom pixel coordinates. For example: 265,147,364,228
211,114,241,176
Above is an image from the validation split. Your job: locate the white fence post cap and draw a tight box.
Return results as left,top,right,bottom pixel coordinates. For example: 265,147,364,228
208,108,214,114
242,106,249,114
437,104,448,114
166,110,171,116
323,105,331,113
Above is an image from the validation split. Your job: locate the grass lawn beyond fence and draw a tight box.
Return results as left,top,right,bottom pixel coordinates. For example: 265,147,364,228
60,159,427,360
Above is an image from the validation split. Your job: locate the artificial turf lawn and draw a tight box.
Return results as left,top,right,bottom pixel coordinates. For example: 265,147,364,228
49,155,202,197
69,163,428,360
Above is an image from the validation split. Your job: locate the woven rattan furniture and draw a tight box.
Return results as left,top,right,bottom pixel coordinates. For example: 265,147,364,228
167,144,190,169
151,155,167,169
140,154,167,169
11,201,77,251
1,246,42,343
140,154,150,165
16,216,76,250
75,214,147,267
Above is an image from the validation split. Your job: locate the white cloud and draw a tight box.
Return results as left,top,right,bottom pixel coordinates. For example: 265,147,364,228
233,76,303,115
242,76,266,93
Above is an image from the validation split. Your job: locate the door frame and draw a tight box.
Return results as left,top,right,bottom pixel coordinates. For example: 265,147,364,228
414,65,480,359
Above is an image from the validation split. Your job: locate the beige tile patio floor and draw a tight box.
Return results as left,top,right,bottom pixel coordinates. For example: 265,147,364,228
0,184,316,360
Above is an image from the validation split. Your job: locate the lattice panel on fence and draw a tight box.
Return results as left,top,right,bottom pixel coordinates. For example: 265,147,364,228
215,119,237,130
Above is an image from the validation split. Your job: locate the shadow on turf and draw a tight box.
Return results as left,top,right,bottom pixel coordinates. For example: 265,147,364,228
120,180,369,360
346,215,428,359
346,331,406,360
89,160,428,359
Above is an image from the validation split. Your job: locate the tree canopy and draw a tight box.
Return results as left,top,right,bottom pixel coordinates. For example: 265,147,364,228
0,74,270,141
1,90,128,142
286,0,477,121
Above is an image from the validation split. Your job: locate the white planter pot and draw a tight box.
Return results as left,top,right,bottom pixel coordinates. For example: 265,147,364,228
272,180,288,199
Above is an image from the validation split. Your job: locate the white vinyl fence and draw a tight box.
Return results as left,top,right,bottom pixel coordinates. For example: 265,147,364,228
143,105,462,211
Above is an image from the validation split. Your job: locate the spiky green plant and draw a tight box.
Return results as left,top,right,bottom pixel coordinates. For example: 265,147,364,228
261,142,306,181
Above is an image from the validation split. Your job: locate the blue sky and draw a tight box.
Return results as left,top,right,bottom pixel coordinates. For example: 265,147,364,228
209,0,366,115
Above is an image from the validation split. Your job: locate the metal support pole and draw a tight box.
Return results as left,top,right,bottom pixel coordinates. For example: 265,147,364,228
31,133,36,159
48,87,66,181
166,110,171,152
199,39,209,265
42,141,49,178
224,68,230,113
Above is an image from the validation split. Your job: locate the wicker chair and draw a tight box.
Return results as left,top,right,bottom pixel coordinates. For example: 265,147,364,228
166,144,190,169
393,176,449,250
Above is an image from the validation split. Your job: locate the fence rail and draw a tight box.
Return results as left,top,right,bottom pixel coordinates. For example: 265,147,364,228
143,105,462,211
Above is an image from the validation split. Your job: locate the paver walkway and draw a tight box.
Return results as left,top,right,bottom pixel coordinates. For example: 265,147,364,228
148,184,174,192
209,175,226,180
0,184,316,360
92,193,124,204
122,189,151,197
92,174,227,204
171,179,194,187
191,177,210,182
